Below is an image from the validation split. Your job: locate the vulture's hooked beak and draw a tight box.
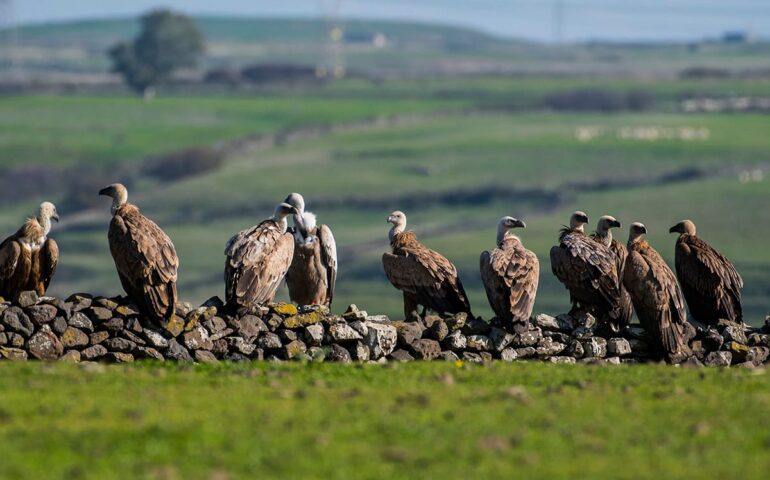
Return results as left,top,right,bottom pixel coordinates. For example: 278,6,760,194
640,226,648,235
514,219,527,229
668,224,681,234
52,212,60,222
387,216,394,224
98,187,112,197
611,219,621,228
580,214,590,224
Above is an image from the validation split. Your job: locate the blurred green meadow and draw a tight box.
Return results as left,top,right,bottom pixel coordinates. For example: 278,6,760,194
2,91,768,322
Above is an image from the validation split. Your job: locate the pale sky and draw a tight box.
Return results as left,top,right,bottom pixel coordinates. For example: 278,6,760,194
8,0,770,42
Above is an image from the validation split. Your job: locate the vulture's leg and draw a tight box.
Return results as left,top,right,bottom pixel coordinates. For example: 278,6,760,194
403,292,418,320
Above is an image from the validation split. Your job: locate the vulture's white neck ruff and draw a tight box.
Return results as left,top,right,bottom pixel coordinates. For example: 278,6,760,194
38,214,52,237
389,223,405,242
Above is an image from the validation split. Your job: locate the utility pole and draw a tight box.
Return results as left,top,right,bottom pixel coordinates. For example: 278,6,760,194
317,0,345,79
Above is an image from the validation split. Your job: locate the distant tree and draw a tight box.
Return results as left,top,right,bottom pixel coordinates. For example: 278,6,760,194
109,9,204,98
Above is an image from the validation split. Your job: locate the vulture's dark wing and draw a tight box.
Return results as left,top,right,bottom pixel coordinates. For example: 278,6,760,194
383,242,470,315
551,233,620,313
225,220,294,308
624,247,689,358
481,242,539,324
675,235,743,322
109,208,178,320
318,224,337,306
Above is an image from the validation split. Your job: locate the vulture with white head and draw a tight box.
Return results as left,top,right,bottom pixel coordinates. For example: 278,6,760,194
0,202,59,299
225,202,297,313
590,215,633,331
669,219,743,326
99,183,178,322
550,211,621,324
624,222,692,362
480,216,539,333
382,211,472,318
283,193,337,307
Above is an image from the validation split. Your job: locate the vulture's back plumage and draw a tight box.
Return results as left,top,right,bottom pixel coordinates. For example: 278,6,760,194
225,218,294,312
383,231,471,317
590,233,633,330
108,204,178,321
551,229,621,319
0,215,58,299
0,230,32,300
624,239,691,362
480,235,539,331
674,233,743,325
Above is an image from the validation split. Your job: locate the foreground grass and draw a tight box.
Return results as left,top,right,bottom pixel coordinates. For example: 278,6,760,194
1,362,769,479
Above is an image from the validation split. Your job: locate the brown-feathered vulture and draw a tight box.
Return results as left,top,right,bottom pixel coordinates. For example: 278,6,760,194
480,216,539,333
550,211,621,326
669,219,743,326
99,184,178,322
624,222,693,363
283,193,337,307
0,202,59,300
382,211,472,318
224,202,298,314
590,215,633,332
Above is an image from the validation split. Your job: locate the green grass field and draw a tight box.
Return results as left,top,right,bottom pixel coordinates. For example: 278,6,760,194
1,362,769,479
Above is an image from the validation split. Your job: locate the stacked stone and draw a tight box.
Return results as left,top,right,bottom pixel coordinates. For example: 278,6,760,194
1,290,769,367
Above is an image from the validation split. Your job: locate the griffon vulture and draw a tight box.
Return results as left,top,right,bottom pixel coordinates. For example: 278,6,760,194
224,202,298,313
0,202,59,299
550,211,621,325
480,216,539,333
590,215,633,331
382,211,472,318
283,193,337,307
624,222,692,362
99,183,178,322
670,219,743,326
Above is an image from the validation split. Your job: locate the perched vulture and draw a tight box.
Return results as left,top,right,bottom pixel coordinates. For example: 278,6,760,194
624,222,693,362
590,215,633,332
480,216,539,333
382,211,472,318
0,202,59,299
224,202,298,313
670,219,743,326
283,193,338,307
99,184,178,322
550,211,621,325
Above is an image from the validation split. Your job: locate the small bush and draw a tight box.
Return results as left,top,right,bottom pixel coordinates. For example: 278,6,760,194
543,88,654,112
142,147,225,182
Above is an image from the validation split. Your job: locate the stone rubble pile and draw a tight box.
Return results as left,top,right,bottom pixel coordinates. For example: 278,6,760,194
1,291,768,367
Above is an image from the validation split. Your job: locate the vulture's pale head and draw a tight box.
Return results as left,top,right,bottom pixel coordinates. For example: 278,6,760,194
497,216,526,245
284,192,306,214
387,211,407,228
500,216,526,230
669,219,696,236
274,202,299,219
99,183,129,215
628,222,648,244
569,211,590,231
39,202,59,223
596,215,621,235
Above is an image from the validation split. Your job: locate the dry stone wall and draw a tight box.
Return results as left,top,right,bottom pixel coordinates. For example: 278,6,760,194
1,290,768,367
